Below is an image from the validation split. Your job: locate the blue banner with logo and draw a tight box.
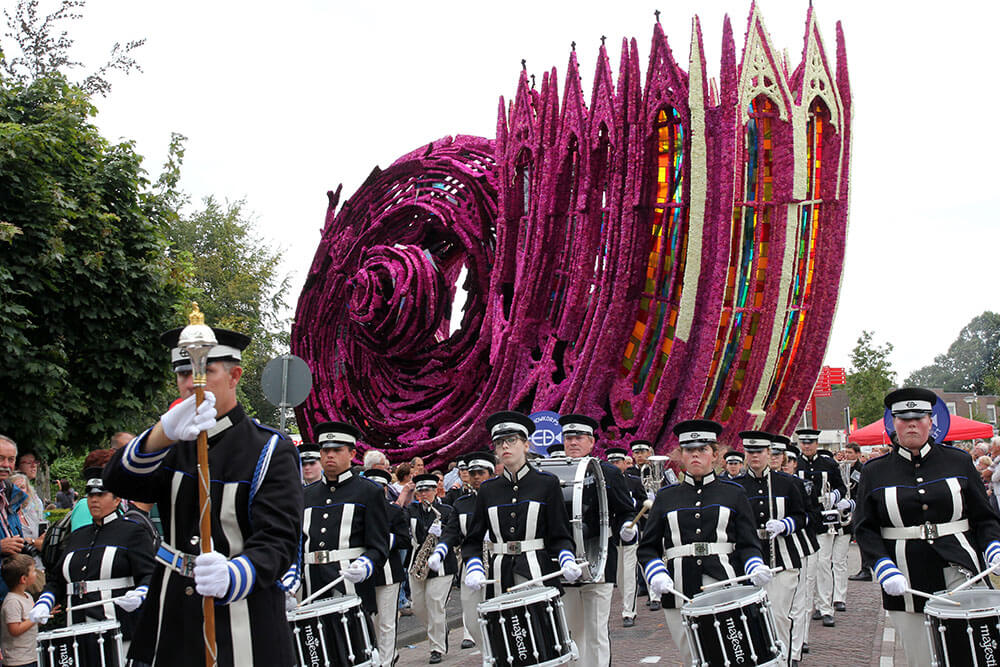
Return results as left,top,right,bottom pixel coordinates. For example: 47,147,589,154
529,411,562,455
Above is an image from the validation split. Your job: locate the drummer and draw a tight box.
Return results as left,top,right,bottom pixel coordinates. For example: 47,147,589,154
637,419,769,664
461,411,580,598
606,447,646,628
29,463,156,658
854,387,1000,666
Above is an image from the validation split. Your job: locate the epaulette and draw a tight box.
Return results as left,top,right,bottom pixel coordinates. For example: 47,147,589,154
252,419,288,439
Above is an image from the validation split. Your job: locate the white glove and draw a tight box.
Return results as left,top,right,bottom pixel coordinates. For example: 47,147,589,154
194,551,230,598
428,523,442,537
28,603,50,625
342,558,369,584
882,573,908,596
749,564,773,587
824,492,839,508
161,392,218,442
559,553,583,583
113,588,145,612
427,552,444,574
646,491,657,502
764,519,785,538
619,523,638,542
464,569,486,591
648,571,675,596
836,498,853,512
285,592,298,612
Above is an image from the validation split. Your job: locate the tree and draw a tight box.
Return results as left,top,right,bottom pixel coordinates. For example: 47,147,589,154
165,196,291,426
906,311,1000,395
846,330,896,426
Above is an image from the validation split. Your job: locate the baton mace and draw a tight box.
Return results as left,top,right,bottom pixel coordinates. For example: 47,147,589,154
178,303,218,667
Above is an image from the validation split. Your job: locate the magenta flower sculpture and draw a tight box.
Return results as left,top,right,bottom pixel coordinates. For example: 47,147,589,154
293,5,851,464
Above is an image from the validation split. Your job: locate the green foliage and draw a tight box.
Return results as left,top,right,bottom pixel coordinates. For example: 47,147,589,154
47,449,86,496
846,330,896,427
0,73,184,458
906,312,1000,395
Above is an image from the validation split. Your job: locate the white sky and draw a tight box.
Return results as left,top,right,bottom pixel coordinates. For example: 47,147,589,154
19,0,1000,382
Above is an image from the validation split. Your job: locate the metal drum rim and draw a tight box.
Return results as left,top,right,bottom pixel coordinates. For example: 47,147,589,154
38,618,121,639
680,585,769,616
476,585,561,613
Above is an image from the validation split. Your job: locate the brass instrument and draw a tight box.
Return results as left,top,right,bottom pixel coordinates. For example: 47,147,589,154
820,473,840,533
411,501,442,580
838,461,854,527
640,455,671,494
767,468,776,569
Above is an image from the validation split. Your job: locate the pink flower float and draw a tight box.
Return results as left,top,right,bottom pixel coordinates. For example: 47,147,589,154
292,5,851,465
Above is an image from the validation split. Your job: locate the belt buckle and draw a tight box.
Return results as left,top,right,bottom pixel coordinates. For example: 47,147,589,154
314,551,330,564
922,523,939,540
693,543,709,557
72,582,88,596
179,554,197,577
507,541,522,555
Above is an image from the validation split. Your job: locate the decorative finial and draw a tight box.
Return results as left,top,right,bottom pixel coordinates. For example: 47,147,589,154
655,9,661,23
521,58,526,70
530,74,536,89
601,35,606,45
188,302,205,326
571,41,576,52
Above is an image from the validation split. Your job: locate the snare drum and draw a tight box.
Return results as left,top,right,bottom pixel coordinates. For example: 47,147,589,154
37,619,124,667
924,588,1000,667
477,586,576,667
534,457,608,582
681,586,782,667
287,595,378,667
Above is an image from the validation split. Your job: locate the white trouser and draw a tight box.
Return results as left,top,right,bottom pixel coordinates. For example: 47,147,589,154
374,583,400,667
889,565,968,667
409,574,451,654
460,562,484,647
562,582,613,666
766,568,797,663
801,553,818,647
617,543,638,619
815,532,850,615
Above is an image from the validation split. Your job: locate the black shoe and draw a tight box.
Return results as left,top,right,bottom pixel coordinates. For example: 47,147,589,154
649,600,661,611
791,661,799,666
461,639,475,649
429,651,442,664
623,617,635,627
848,569,872,581
834,601,847,612
822,614,836,627
812,609,822,620
803,643,810,654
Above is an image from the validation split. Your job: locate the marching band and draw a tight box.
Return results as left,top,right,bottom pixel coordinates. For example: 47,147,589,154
18,325,1000,667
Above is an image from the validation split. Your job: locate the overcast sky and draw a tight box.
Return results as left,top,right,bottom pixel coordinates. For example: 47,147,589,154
24,0,999,382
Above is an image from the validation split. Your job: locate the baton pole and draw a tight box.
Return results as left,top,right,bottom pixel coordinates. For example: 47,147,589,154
196,385,217,667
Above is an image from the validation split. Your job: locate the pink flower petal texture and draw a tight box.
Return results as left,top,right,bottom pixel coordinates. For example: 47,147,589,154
292,6,851,465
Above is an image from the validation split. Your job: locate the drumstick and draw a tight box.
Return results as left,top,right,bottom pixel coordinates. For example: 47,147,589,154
701,567,785,591
905,588,961,607
507,568,567,592
667,586,693,604
69,595,129,612
299,575,346,607
948,562,1000,595
625,500,654,531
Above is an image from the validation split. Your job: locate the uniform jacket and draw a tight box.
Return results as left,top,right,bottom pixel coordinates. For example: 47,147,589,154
620,471,647,545
38,511,155,640
788,473,820,556
461,464,575,599
375,499,409,587
438,490,478,570
300,469,389,612
407,500,457,578
637,473,764,608
732,468,808,569
104,403,303,666
595,461,637,584
854,441,1000,612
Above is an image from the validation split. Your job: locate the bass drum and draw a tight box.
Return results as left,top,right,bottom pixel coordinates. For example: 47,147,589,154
534,456,608,583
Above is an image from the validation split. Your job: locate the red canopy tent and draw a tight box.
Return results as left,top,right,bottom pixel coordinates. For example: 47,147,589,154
850,414,995,446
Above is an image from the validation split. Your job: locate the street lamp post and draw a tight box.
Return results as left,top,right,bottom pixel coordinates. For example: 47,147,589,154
964,395,977,419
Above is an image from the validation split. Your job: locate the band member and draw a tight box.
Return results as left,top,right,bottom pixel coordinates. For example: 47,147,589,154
817,447,853,615
30,466,156,659
606,447,645,628
443,457,469,507
558,414,636,666
731,432,807,665
845,443,873,582
406,473,456,664
855,388,1000,666
461,411,580,599
103,326,302,666
429,451,497,650
363,468,410,667
638,419,769,664
300,442,323,485
795,428,849,629
720,449,745,479
298,421,388,617
626,440,653,477
547,442,567,457
779,441,819,662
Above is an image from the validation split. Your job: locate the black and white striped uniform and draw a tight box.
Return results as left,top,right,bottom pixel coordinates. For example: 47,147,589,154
375,501,408,587
637,472,764,608
854,441,1000,612
300,469,389,613
460,464,575,599
104,403,303,666
732,468,808,569
798,453,849,534
37,511,155,640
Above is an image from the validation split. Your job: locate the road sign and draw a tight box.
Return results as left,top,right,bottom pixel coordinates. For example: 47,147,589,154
262,354,313,432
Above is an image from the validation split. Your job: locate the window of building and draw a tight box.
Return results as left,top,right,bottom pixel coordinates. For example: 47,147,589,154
946,401,957,415
988,404,997,425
